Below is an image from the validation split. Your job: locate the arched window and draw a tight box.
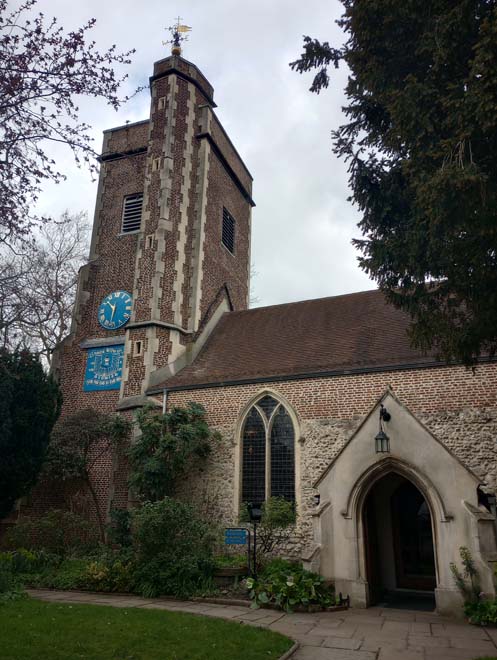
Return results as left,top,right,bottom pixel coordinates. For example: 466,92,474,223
241,394,295,504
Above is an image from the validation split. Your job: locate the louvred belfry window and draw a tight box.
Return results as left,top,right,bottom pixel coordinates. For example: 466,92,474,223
241,394,295,504
121,193,143,233
222,207,235,253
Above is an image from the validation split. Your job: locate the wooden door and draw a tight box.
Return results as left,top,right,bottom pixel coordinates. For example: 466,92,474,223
391,481,436,591
363,494,382,604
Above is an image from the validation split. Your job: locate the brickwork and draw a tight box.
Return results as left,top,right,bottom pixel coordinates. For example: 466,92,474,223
103,121,149,155
37,54,254,533
121,63,251,398
153,56,214,103
210,113,253,195
169,361,497,556
201,152,251,314
56,124,147,417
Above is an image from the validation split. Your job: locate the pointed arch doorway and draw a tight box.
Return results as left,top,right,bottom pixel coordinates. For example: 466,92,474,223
312,392,496,615
363,473,436,606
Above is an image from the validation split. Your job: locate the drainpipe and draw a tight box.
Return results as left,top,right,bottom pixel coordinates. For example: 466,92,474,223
162,388,168,414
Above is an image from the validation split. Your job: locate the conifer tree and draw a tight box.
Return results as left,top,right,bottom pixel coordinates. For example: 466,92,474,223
291,1,497,364
0,351,61,518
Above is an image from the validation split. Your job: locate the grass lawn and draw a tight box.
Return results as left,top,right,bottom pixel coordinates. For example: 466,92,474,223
0,598,292,660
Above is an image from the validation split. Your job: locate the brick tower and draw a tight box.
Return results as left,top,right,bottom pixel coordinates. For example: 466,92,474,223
54,52,254,416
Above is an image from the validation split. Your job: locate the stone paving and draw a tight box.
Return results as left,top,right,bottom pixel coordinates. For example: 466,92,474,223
28,589,497,660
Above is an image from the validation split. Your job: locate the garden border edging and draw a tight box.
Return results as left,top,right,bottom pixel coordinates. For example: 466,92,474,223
278,641,299,660
27,587,346,614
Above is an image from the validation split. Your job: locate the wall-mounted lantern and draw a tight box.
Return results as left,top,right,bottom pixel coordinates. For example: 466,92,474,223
375,404,391,453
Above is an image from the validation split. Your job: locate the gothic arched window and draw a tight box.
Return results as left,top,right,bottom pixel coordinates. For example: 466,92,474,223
241,395,295,504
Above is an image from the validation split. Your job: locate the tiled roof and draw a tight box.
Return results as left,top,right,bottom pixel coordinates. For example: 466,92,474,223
150,289,435,391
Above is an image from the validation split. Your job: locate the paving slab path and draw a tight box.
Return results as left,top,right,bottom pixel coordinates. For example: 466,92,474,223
28,589,497,660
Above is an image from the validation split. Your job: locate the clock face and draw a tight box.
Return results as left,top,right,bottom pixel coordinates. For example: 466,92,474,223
98,291,132,330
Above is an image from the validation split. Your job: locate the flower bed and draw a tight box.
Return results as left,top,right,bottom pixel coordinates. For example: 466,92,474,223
246,559,340,613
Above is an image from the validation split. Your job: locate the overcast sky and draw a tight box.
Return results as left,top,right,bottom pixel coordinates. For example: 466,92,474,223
36,0,375,307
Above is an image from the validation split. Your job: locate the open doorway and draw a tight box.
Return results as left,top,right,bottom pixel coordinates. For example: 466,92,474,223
363,473,436,610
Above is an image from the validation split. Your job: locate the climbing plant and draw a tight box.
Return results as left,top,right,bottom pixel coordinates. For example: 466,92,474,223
127,403,218,503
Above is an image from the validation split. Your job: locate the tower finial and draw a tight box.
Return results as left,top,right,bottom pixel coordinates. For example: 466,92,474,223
163,17,192,56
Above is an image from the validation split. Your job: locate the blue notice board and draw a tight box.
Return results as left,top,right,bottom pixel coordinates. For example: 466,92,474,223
224,528,248,545
84,345,124,391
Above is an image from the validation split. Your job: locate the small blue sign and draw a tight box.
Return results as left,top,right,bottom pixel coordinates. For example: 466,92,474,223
224,528,248,545
84,345,124,391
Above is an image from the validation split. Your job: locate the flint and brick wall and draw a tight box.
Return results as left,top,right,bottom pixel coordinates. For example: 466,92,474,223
168,361,497,556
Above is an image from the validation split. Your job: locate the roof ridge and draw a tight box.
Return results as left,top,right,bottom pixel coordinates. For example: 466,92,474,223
230,287,380,317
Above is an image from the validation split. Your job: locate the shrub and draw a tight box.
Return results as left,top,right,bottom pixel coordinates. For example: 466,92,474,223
131,497,216,597
240,497,297,568
0,561,15,593
450,546,497,625
464,599,497,625
84,560,129,592
9,549,39,573
3,510,99,556
20,548,134,593
450,546,482,604
246,559,335,612
0,560,24,603
27,558,89,590
0,350,61,520
214,553,248,569
128,403,217,502
83,548,134,592
0,549,60,575
106,509,132,548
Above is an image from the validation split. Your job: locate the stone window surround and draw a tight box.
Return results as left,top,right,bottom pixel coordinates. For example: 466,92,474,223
233,389,302,517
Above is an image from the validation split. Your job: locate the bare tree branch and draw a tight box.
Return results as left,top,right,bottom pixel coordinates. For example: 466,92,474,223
0,211,89,366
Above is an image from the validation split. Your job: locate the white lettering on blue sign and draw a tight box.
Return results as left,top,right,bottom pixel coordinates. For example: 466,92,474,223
83,345,124,392
224,528,248,545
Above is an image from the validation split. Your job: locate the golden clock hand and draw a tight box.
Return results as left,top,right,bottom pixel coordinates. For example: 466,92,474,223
110,304,116,321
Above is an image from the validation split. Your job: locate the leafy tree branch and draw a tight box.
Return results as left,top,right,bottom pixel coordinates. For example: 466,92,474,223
0,0,142,245
128,403,218,503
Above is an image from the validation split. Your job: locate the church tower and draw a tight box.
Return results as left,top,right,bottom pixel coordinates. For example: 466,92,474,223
54,46,254,414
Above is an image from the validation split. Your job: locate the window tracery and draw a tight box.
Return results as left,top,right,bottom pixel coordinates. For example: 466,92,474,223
241,394,295,503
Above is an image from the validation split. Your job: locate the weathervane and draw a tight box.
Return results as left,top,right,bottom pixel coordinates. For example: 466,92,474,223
164,17,192,56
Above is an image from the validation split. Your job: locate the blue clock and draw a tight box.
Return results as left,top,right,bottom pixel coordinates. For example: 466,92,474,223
98,290,132,330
